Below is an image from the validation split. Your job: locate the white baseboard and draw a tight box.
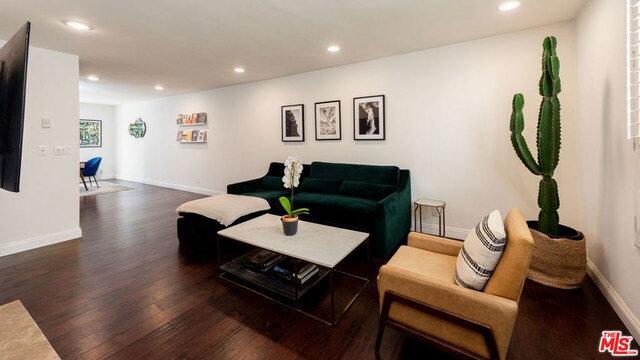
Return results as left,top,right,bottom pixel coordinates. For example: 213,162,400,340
413,223,469,240
587,260,640,341
113,174,221,196
0,227,82,258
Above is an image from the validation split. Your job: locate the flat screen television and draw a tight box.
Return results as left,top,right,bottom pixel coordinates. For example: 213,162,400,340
0,22,30,193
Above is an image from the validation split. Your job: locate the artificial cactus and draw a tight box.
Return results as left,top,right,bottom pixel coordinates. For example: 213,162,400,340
510,36,562,235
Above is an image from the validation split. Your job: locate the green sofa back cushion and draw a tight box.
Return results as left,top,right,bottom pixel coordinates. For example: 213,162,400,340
262,176,284,190
310,162,399,186
299,178,342,194
338,180,396,201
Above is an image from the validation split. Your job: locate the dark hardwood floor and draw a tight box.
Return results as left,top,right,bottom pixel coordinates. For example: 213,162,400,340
0,180,636,359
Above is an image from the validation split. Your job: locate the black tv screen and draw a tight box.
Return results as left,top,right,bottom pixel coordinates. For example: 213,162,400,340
0,22,30,193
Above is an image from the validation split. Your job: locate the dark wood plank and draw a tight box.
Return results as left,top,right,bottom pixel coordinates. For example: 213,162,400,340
0,179,636,360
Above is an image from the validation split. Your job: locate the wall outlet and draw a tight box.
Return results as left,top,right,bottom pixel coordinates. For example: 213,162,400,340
54,146,64,155
41,118,51,128
63,145,72,155
37,145,48,156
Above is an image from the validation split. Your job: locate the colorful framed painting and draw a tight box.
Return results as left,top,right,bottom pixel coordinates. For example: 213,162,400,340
79,119,102,147
315,100,341,140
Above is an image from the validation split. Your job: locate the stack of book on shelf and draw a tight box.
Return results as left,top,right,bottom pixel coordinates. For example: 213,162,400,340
243,250,284,272
272,258,319,285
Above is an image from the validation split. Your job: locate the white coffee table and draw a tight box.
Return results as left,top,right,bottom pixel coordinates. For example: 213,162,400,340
217,214,370,326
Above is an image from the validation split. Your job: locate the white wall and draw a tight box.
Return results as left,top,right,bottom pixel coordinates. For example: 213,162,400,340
0,44,80,255
80,103,116,178
115,22,579,238
577,0,640,339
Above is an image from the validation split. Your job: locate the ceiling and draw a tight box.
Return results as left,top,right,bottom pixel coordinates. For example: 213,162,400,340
0,0,587,105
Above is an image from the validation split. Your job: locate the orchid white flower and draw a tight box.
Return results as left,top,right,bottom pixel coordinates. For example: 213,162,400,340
279,156,309,218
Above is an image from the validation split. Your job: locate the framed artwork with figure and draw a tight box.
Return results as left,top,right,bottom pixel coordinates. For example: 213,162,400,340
281,104,304,142
353,95,385,140
315,100,341,140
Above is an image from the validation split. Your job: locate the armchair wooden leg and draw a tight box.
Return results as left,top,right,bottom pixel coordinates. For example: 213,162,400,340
93,176,99,188
375,291,393,354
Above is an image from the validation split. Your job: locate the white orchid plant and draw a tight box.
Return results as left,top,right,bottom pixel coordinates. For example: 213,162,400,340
279,156,309,219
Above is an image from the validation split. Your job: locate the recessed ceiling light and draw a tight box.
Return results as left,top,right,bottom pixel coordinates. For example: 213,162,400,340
234,67,245,73
327,45,340,52
64,21,92,30
499,1,520,11
155,85,164,91
86,75,100,81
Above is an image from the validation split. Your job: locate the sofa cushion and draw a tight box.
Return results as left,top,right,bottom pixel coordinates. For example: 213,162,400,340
299,178,342,194
310,162,399,186
241,189,289,214
455,210,506,291
294,193,377,231
338,180,396,201
262,176,284,190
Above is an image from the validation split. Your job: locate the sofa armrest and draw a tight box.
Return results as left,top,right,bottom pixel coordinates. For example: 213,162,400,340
407,232,462,256
377,265,518,359
374,170,412,259
227,177,263,194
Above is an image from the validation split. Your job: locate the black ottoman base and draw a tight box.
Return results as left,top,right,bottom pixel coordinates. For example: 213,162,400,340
177,211,268,249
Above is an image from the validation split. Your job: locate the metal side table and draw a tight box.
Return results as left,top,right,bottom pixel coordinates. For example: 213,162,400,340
413,199,446,237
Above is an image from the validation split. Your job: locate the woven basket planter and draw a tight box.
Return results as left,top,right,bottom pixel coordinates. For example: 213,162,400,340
526,223,586,290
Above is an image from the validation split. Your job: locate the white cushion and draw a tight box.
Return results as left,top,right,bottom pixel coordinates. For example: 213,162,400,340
455,210,506,291
176,194,270,226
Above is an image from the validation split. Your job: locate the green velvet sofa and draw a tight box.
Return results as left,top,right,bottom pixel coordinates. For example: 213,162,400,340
227,161,411,259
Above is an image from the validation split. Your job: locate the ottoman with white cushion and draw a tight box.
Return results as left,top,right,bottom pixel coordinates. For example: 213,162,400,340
176,194,270,248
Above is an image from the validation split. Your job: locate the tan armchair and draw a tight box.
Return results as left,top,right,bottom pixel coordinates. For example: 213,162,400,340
375,208,533,360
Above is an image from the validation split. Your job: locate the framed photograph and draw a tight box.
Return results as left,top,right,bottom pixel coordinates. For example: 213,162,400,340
353,95,385,140
79,119,102,147
281,104,304,142
314,100,341,140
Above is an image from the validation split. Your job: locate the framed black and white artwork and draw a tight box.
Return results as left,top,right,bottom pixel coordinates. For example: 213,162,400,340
281,104,304,142
353,95,385,140
314,100,341,140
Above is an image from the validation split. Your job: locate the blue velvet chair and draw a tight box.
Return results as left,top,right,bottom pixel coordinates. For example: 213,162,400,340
82,157,102,188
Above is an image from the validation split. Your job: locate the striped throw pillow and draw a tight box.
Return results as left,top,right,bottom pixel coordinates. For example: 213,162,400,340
455,210,506,291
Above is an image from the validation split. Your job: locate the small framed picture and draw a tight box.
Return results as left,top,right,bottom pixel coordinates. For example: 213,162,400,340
315,100,341,140
353,95,385,140
281,104,304,142
79,119,102,147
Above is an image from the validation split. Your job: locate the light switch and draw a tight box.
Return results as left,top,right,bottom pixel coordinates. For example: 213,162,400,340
42,118,51,128
63,145,72,155
37,145,48,156
54,146,64,155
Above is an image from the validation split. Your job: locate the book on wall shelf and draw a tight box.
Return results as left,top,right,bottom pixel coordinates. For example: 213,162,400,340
177,112,207,126
177,129,207,143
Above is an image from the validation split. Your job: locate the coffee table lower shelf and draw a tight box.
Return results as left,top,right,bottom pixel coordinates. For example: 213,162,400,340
218,250,369,326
